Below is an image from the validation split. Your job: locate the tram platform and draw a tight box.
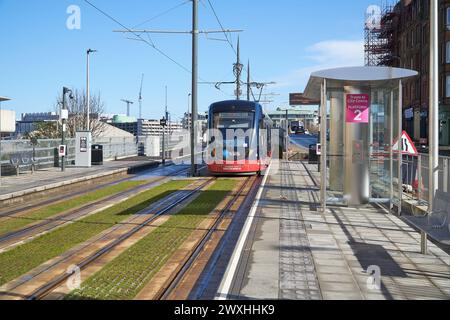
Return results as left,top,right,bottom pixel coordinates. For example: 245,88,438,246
216,160,450,300
0,158,159,203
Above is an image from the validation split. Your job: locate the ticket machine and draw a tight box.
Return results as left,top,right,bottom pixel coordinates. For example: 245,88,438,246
75,131,92,168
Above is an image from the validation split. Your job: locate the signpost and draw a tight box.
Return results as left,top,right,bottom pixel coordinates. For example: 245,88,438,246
393,131,419,156
346,94,370,124
59,145,67,157
316,143,322,155
289,93,320,106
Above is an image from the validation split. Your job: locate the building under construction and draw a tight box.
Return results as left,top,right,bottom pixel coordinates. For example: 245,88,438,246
364,2,399,66
365,0,450,149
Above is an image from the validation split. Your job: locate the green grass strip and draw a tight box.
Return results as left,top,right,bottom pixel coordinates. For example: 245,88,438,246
66,179,237,300
0,180,192,287
0,180,147,238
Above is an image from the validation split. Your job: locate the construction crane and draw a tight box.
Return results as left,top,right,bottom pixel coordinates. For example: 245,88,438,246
138,74,144,119
121,99,134,117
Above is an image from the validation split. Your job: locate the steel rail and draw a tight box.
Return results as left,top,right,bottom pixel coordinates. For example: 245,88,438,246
0,162,176,219
158,176,258,300
26,177,216,300
0,166,192,247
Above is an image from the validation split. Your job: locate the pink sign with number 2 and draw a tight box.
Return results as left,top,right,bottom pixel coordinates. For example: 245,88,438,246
346,94,370,123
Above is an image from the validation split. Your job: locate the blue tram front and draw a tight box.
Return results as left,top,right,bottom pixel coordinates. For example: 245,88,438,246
207,100,272,175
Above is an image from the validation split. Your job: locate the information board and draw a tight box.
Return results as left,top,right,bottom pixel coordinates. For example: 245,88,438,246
346,94,370,124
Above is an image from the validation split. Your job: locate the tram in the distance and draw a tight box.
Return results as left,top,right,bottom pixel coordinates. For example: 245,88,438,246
207,100,273,175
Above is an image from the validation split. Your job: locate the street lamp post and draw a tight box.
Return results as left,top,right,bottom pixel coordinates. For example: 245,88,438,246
61,88,73,172
0,96,11,187
424,0,440,255
86,49,97,132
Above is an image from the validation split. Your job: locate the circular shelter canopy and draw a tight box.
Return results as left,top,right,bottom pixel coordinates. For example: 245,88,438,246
303,66,418,100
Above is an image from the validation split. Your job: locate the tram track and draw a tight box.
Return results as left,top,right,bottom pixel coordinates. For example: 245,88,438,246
0,163,180,220
0,174,134,219
0,173,258,301
155,176,260,300
0,177,216,300
0,166,191,252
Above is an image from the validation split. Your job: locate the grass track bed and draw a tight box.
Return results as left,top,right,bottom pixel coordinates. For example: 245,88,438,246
0,180,147,237
66,179,237,300
0,180,192,287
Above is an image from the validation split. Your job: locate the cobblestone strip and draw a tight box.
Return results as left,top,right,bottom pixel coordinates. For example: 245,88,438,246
278,161,322,300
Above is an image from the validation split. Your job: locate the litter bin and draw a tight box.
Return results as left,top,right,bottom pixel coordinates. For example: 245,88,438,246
53,148,60,167
91,145,103,165
309,144,319,164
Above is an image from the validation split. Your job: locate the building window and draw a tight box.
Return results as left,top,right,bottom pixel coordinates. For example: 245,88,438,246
447,8,450,29
447,42,450,63
447,76,450,98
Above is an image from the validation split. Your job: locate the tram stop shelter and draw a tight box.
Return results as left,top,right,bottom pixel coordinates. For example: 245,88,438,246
303,66,417,213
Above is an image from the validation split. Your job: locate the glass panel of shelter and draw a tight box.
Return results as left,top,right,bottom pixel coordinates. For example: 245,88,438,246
323,85,402,211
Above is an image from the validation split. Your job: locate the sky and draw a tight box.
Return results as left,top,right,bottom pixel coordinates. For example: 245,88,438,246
0,0,385,121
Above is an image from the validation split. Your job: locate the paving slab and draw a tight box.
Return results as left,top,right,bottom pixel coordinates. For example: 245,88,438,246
217,160,450,300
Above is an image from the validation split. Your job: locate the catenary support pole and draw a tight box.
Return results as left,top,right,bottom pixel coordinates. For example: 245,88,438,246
247,61,251,101
191,0,199,177
423,0,440,255
429,0,439,213
166,86,169,161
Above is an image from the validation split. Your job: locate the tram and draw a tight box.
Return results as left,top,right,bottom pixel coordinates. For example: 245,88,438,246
207,100,273,175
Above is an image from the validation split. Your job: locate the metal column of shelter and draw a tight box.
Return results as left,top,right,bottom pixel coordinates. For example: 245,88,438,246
303,67,418,213
320,80,327,212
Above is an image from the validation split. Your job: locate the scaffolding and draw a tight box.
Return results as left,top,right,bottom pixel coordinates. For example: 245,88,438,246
365,2,399,66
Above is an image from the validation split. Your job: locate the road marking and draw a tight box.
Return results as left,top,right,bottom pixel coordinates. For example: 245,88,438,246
215,162,273,300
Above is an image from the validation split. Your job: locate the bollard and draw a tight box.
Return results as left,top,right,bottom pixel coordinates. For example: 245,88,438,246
421,231,428,255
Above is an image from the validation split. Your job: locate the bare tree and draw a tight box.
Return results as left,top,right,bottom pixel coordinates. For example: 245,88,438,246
24,122,60,140
54,89,107,138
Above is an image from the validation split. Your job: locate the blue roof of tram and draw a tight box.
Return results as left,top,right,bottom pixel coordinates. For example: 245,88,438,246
210,100,261,108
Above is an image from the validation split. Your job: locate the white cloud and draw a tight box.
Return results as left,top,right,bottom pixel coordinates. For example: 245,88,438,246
306,40,364,65
273,39,364,89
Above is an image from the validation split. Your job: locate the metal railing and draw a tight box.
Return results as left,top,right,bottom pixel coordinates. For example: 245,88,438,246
0,135,184,173
0,137,139,171
400,154,450,207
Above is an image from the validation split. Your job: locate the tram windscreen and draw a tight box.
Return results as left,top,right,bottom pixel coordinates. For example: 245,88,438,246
213,112,255,130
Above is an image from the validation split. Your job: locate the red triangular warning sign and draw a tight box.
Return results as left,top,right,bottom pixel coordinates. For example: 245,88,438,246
393,131,418,156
